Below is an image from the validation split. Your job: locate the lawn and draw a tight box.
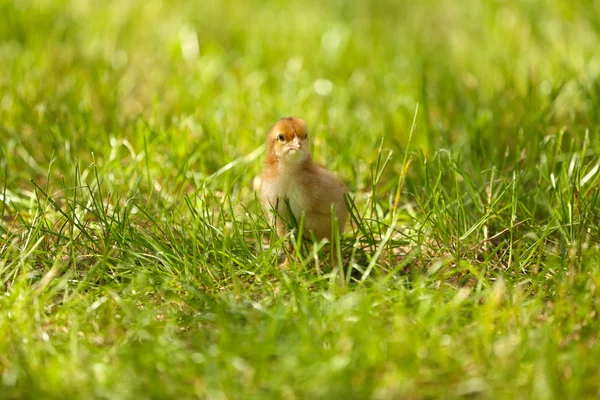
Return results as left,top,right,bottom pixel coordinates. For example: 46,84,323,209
1,0,600,398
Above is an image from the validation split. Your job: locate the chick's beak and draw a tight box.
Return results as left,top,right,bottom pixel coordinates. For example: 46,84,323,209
290,136,303,150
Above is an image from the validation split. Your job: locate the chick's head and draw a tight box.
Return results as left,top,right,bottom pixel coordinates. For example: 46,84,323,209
267,117,310,164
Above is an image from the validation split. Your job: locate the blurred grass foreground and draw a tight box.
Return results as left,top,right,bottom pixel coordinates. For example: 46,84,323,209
1,0,600,398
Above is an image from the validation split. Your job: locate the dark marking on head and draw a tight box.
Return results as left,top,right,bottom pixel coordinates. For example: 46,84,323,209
284,117,297,137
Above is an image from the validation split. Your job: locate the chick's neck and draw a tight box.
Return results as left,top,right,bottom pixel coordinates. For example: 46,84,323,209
265,149,312,177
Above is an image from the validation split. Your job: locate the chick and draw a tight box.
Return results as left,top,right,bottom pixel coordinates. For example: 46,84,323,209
261,117,349,244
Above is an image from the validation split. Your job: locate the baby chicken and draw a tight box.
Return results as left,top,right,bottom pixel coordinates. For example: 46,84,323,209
261,117,349,244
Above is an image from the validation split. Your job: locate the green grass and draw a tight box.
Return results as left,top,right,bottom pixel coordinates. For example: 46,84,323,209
1,0,600,398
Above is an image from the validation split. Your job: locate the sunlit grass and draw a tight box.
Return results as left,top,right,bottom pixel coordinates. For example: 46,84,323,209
1,0,600,398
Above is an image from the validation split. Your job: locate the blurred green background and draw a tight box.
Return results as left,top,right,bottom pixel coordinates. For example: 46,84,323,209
2,0,599,193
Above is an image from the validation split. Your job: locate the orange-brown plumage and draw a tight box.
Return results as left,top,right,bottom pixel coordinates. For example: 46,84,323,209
261,117,348,241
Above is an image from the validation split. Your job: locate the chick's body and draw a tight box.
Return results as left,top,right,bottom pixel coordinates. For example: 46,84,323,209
261,117,348,240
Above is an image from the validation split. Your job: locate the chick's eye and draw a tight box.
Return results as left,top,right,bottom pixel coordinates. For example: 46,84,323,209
277,134,285,141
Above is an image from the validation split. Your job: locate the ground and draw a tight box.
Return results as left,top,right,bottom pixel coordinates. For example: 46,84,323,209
1,0,600,398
